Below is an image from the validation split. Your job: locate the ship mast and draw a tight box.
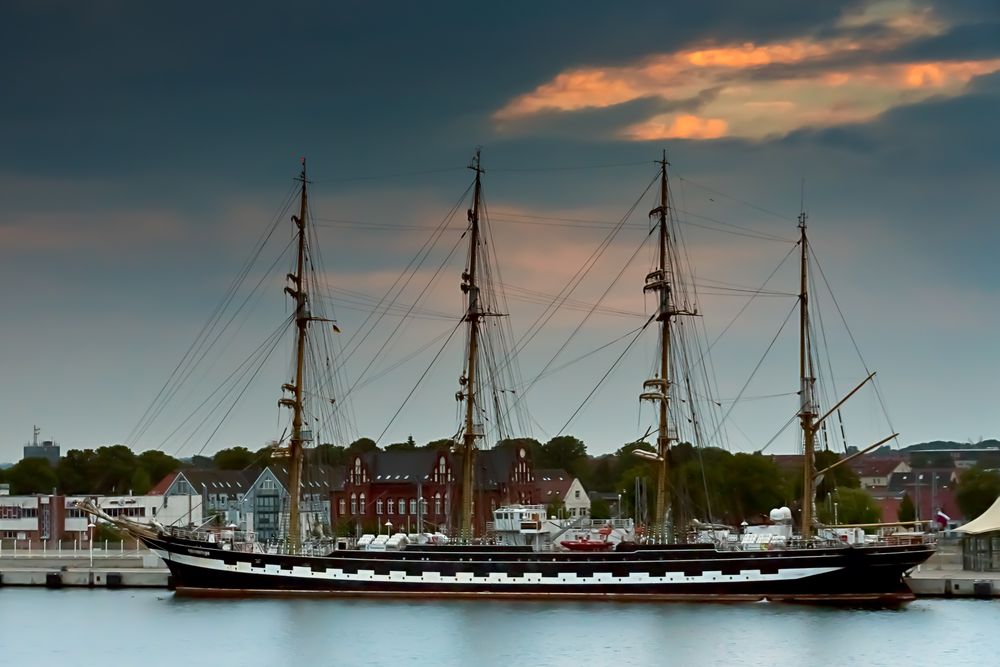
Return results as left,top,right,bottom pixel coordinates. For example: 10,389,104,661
798,211,816,540
459,150,484,541
642,152,675,543
281,159,309,554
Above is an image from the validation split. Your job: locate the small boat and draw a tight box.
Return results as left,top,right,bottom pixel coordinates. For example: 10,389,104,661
561,526,615,551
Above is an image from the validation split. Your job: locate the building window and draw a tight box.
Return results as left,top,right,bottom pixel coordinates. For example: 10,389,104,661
359,493,366,516
387,499,394,515
575,490,580,499
434,493,442,516
350,493,357,515
377,499,384,515
398,499,406,515
409,499,417,514
338,498,345,516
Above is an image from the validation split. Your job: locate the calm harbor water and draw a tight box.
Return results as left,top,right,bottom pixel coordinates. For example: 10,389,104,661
1,589,997,666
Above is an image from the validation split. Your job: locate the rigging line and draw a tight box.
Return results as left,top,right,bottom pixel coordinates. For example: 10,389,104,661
491,208,792,242
375,318,466,445
555,314,657,436
503,174,659,398
811,265,845,451
809,246,898,436
532,323,647,383
349,326,454,394
342,228,466,400
315,295,456,321
165,315,295,456
701,241,800,359
338,183,472,364
676,175,797,222
193,316,292,457
757,411,801,453
675,218,795,243
704,301,799,446
320,165,467,184
489,160,651,173
512,222,658,415
132,223,296,448
501,172,659,361
132,235,298,448
127,184,297,446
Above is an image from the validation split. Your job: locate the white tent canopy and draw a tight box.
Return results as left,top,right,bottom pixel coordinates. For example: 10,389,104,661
956,495,1000,535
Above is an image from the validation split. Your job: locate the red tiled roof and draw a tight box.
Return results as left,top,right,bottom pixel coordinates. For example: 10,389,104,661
148,472,177,495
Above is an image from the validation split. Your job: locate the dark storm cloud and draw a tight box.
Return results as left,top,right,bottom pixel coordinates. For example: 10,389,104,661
0,1,867,185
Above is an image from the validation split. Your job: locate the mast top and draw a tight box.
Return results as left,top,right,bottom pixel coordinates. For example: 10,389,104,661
469,147,483,175
296,157,310,185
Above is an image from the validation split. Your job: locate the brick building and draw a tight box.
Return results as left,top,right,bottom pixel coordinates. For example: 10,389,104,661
332,445,537,535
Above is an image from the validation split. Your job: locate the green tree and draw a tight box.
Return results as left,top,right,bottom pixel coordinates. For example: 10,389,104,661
589,497,611,520
386,436,417,451
308,443,348,466
58,449,98,494
137,450,180,486
130,467,152,495
725,453,786,523
90,445,138,494
956,468,1000,520
213,446,256,470
546,496,566,519
190,454,214,468
538,436,588,476
898,493,916,522
7,458,59,494
818,487,880,525
347,437,379,454
424,438,456,451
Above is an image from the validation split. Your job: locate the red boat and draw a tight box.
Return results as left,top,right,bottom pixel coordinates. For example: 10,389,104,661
560,527,615,551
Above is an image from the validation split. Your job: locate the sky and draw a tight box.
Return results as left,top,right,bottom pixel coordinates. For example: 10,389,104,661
2,0,999,464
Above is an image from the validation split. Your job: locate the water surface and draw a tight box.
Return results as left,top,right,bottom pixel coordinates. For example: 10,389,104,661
0,589,994,666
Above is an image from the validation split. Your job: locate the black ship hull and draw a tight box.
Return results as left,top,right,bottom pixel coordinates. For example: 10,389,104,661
144,534,933,604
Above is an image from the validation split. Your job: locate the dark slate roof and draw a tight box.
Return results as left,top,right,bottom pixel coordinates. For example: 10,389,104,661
362,450,443,483
267,464,345,492
887,470,956,493
177,468,256,494
534,469,574,501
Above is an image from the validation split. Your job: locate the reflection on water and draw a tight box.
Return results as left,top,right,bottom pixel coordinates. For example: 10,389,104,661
0,589,995,666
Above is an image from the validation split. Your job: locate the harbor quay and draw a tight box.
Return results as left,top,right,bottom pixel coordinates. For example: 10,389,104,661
0,541,169,588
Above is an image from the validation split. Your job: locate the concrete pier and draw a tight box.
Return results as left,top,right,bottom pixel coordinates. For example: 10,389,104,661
0,551,169,589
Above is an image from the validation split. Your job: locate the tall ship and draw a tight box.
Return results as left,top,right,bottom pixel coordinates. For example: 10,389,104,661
81,153,934,603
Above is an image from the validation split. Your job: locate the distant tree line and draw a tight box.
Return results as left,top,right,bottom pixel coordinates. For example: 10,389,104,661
4,434,999,526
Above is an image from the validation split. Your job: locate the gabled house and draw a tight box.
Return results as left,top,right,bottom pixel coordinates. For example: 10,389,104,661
849,457,910,490
534,469,591,518
245,463,343,541
158,468,256,526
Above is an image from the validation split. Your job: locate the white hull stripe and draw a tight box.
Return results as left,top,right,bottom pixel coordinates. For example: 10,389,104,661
157,549,841,586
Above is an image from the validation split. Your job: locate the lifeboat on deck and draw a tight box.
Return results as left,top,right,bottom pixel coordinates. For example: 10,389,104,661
560,530,614,551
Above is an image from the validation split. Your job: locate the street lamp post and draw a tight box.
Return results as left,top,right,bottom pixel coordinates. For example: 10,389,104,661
87,521,96,567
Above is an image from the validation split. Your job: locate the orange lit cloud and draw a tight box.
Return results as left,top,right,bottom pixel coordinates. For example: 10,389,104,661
627,114,728,141
493,1,1000,141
